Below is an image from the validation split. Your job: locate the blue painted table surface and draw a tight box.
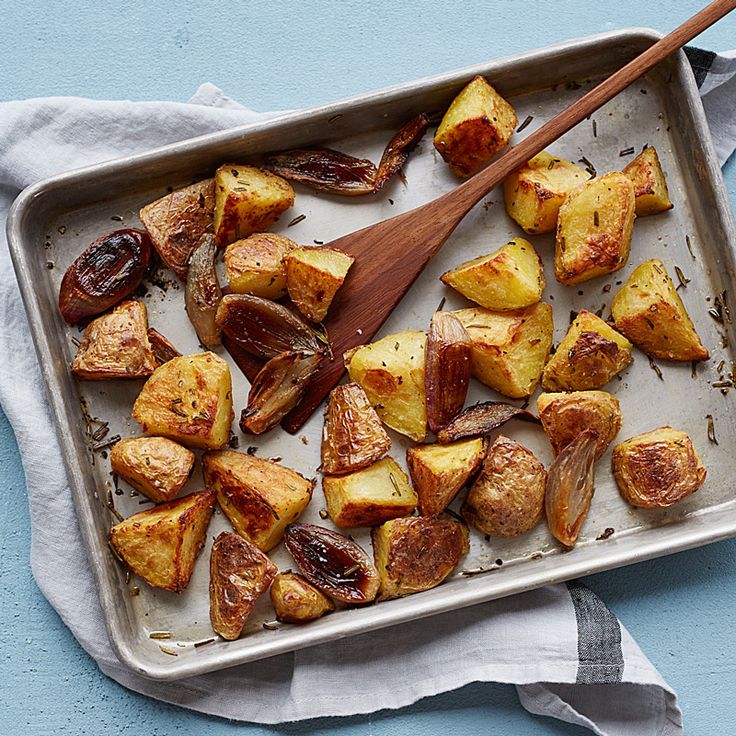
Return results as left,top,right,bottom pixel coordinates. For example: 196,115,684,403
2,2,735,734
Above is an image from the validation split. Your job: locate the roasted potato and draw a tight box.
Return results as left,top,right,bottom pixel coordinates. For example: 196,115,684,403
132,352,234,450
202,450,314,551
612,427,706,508
555,172,635,285
71,300,156,380
452,302,554,398
440,238,545,310
622,146,673,216
270,571,335,624
285,246,355,322
406,438,485,516
209,531,277,640
109,489,215,593
434,75,517,177
372,516,469,600
110,437,195,503
321,382,391,475
213,164,295,245
610,259,708,362
503,152,590,234
542,310,633,391
462,435,546,537
224,233,296,299
345,330,427,441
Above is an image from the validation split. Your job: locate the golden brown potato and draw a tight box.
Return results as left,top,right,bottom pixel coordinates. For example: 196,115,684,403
440,238,545,310
213,164,295,245
345,330,427,441
504,152,590,234
407,438,485,516
321,382,391,475
224,233,296,299
612,427,706,508
537,391,622,460
461,435,546,537
270,571,335,624
372,516,469,600
555,172,635,285
610,259,708,362
202,450,314,551
110,437,195,503
132,353,234,450
434,75,517,177
72,300,156,380
322,457,418,527
542,310,633,391
452,302,553,398
622,146,673,216
209,531,277,640
109,489,215,593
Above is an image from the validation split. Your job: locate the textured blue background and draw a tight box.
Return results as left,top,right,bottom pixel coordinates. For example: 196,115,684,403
1,1,735,734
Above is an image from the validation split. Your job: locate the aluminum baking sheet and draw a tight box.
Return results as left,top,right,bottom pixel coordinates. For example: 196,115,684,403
7,28,736,681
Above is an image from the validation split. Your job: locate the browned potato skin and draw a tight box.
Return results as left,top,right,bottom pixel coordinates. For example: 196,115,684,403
209,531,277,640
461,435,546,537
270,571,335,623
612,427,706,508
224,233,296,299
110,437,195,503
622,146,673,216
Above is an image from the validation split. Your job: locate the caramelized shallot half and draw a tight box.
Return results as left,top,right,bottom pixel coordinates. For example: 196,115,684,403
147,328,182,365
437,401,540,443
185,235,222,348
373,113,430,191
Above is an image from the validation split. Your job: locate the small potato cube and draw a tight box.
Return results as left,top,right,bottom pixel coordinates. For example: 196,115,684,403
452,302,553,398
213,164,294,245
504,152,590,234
270,571,335,624
434,75,517,177
110,437,195,503
372,516,469,600
322,457,418,527
285,246,355,322
542,310,633,391
555,172,635,285
440,237,545,310
623,146,673,216
610,259,708,362
224,233,296,299
612,427,706,508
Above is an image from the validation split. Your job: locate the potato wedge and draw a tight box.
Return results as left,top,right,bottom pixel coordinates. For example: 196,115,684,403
224,233,296,299
270,571,335,624
109,489,215,593
202,450,314,551
622,146,673,216
132,352,233,450
610,259,708,362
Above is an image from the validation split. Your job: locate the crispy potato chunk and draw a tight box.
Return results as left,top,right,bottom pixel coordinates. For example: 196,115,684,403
461,435,546,537
452,302,553,398
612,427,706,508
434,75,517,177
611,259,708,362
441,238,545,310
345,330,427,441
504,152,590,234
224,233,296,299
110,437,195,503
407,438,485,516
622,146,673,216
109,489,215,593
72,300,156,380
285,246,355,323
209,531,277,640
555,172,635,285
322,457,418,527
132,353,233,450
202,450,314,551
542,310,633,391
372,516,469,600
270,571,335,624
213,164,295,245
537,391,622,460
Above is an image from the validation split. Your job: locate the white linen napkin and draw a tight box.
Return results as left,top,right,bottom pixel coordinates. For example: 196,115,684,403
1,48,734,735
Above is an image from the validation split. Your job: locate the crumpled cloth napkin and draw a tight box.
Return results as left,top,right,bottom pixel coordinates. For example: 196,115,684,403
1,47,735,736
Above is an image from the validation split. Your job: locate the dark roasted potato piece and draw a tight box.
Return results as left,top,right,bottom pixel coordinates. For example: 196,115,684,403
147,327,182,365
436,400,540,443
224,233,296,299
270,571,335,623
185,234,222,348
